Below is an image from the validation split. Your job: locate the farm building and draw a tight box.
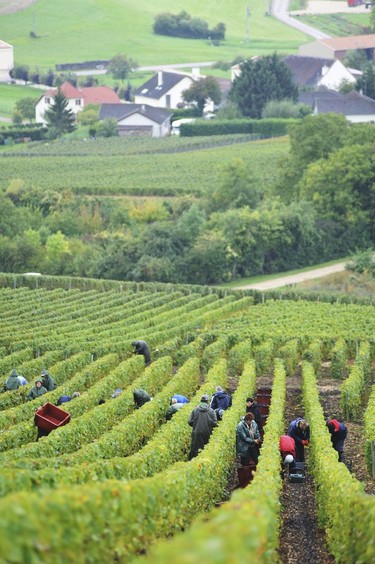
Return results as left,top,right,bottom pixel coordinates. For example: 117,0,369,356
0,40,14,82
298,34,375,61
133,69,199,109
99,103,172,137
35,81,120,124
299,89,375,122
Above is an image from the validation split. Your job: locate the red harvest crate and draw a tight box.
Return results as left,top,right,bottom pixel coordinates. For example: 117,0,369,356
34,402,71,432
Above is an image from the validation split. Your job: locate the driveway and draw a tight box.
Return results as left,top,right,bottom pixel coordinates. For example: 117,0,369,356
233,262,347,290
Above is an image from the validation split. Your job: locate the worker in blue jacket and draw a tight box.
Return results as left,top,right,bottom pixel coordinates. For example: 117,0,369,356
288,418,310,462
172,394,189,404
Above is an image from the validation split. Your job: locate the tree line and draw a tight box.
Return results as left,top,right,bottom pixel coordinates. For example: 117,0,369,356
1,115,374,284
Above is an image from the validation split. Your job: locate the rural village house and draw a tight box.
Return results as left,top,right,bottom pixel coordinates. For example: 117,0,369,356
0,39,14,82
99,103,172,137
231,55,361,91
298,34,375,61
133,69,200,109
35,81,121,123
299,89,375,122
282,55,361,91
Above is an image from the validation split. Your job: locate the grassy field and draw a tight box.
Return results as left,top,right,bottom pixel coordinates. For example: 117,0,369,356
0,83,43,118
0,135,289,196
0,0,310,69
298,13,370,36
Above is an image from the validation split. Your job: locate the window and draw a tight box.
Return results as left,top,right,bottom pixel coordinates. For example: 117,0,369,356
45,97,50,104
75,99,82,106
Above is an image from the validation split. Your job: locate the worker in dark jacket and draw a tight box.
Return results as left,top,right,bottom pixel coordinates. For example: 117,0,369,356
245,397,263,434
288,418,310,462
27,378,48,401
4,369,21,391
236,412,261,466
279,434,297,472
133,388,151,409
40,369,57,392
132,340,151,366
188,395,217,460
210,386,232,417
327,419,347,462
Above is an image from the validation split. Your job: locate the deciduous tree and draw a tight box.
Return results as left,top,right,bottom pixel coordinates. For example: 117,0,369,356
183,76,221,115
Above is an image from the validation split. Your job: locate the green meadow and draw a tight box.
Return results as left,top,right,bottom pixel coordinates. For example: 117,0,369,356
0,83,42,118
0,0,309,69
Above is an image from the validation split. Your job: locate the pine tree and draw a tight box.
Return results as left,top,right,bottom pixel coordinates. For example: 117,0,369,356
229,54,298,119
44,89,76,136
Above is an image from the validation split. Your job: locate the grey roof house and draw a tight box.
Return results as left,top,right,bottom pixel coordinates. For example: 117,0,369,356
99,103,172,137
282,55,361,91
299,89,375,122
133,70,197,109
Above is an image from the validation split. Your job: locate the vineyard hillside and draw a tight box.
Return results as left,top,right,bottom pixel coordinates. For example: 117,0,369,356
0,273,374,562
0,135,288,197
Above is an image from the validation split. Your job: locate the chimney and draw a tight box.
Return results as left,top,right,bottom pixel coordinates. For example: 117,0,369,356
158,71,163,86
192,67,200,80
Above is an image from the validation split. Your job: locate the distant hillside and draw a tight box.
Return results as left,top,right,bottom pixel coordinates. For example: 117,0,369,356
0,0,309,69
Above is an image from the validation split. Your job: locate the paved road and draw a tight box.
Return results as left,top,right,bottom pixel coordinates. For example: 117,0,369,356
270,0,331,39
233,262,347,290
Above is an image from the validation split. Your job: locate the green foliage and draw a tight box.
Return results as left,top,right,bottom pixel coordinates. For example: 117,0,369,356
302,361,374,563
180,118,295,137
229,54,298,118
153,11,225,40
346,249,375,277
96,118,119,137
330,338,348,379
262,99,311,119
340,341,372,421
107,54,137,82
44,89,76,136
182,76,222,115
356,63,375,99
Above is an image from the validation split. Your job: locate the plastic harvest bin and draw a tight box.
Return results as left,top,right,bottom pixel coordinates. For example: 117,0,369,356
35,402,71,432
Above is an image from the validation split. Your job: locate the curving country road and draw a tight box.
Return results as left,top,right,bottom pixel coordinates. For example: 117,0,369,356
233,262,347,290
270,0,332,39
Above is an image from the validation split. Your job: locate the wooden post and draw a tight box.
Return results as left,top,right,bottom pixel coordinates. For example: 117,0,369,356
371,442,375,480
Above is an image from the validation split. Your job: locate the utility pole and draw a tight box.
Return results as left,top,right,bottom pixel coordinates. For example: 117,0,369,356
245,5,250,44
31,2,37,37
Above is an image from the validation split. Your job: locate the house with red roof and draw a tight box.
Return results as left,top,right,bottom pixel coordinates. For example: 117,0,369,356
35,81,121,123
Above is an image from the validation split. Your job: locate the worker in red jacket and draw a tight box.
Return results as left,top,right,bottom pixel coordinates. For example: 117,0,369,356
326,419,347,462
279,434,297,472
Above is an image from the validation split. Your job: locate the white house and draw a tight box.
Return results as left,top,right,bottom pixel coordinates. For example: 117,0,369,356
35,81,121,123
133,70,201,109
231,56,361,92
99,103,172,137
0,40,14,82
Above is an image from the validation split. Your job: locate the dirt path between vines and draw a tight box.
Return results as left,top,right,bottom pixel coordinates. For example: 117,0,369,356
233,262,347,291
278,369,334,564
